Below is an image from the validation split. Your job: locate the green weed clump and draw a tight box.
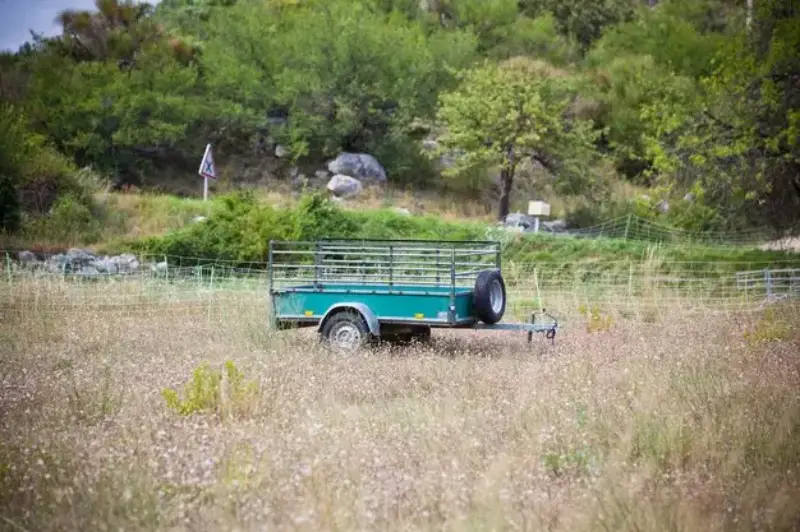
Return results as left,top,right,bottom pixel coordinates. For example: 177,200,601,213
162,361,260,418
743,308,794,346
578,304,614,333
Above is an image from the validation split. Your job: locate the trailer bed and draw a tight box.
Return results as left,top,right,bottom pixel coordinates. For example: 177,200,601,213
272,283,478,326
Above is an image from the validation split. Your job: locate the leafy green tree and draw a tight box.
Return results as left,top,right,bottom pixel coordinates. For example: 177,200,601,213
586,4,725,79
202,0,476,181
433,57,598,220
22,42,203,184
519,0,639,51
484,13,580,64
641,0,800,231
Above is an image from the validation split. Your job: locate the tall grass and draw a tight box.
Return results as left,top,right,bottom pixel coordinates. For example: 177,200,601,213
0,274,798,531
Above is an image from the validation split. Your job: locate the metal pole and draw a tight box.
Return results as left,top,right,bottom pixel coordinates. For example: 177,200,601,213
624,214,632,241
765,268,773,300
203,175,208,202
449,247,456,323
268,241,274,294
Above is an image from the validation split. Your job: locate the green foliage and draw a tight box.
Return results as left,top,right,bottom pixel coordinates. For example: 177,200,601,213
202,0,476,181
743,308,793,347
162,360,260,417
519,0,638,50
22,194,104,245
639,1,800,232
0,105,29,231
578,304,614,333
0,104,101,238
587,5,725,79
122,191,795,277
1,0,797,235
486,13,580,64
130,190,490,262
434,57,599,220
23,44,204,183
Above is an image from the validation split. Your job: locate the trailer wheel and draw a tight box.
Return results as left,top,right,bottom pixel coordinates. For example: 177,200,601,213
320,310,371,352
473,270,506,324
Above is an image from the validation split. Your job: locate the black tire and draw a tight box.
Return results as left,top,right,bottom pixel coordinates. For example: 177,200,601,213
473,269,506,324
320,310,371,352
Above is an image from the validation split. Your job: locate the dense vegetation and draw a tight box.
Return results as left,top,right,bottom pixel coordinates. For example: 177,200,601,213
0,0,798,241
121,191,796,274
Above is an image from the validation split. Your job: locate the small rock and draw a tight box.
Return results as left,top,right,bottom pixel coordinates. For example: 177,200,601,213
314,170,329,180
193,216,207,223
683,192,695,203
47,254,71,274
18,250,36,262
292,175,309,189
327,175,363,198
421,139,439,152
275,145,290,158
67,248,96,265
76,265,100,278
542,219,567,233
657,199,669,214
110,254,139,274
90,258,118,275
504,212,535,229
392,207,412,216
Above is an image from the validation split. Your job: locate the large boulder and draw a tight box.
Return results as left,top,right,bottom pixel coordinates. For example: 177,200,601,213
327,153,387,183
326,175,363,198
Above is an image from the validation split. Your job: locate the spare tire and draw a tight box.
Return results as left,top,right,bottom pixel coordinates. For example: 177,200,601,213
473,269,506,324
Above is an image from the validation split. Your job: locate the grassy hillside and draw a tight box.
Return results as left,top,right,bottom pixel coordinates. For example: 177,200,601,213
64,191,799,276
3,190,797,274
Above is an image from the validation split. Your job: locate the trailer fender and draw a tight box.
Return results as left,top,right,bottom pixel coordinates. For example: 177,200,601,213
318,303,381,336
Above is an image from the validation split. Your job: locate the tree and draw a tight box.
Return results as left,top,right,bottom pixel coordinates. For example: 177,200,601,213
433,58,598,220
640,0,800,232
202,0,476,180
518,0,639,51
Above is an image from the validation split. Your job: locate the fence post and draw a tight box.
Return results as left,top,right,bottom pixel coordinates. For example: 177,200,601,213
764,268,773,300
624,214,632,241
4,251,11,285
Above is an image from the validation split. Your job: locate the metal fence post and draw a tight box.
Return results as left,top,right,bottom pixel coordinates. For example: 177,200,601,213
624,214,632,241
764,268,773,299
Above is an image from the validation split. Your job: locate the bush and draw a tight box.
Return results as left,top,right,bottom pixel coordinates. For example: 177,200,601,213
0,104,103,238
22,194,104,245
162,361,260,418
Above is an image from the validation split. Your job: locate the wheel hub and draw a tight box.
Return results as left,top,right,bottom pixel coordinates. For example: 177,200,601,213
330,322,362,350
490,278,504,314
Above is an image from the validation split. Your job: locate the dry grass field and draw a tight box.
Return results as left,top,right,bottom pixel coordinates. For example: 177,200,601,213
1,276,799,531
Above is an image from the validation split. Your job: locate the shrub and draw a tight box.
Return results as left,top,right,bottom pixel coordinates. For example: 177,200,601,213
162,361,260,418
743,308,793,346
0,104,102,237
578,304,614,333
22,194,104,245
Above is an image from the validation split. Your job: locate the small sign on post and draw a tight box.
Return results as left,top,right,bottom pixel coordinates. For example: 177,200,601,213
527,200,551,233
198,143,216,201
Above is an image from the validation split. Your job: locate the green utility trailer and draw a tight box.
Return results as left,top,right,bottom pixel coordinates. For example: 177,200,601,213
268,239,557,351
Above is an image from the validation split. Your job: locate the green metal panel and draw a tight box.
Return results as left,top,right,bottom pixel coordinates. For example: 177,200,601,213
272,283,475,323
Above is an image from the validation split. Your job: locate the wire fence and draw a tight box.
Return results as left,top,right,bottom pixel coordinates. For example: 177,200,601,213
501,214,797,249
3,252,798,326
